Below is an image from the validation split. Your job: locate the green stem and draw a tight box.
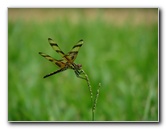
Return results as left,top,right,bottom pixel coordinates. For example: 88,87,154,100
81,69,94,121
80,69,101,121
92,83,101,121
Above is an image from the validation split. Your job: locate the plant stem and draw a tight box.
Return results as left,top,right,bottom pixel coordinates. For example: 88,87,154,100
80,69,94,121
92,83,101,121
80,69,101,121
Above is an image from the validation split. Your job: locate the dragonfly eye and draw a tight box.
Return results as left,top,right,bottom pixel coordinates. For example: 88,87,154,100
77,64,82,69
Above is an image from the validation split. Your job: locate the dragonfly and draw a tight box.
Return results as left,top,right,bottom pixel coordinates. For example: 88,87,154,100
39,38,86,80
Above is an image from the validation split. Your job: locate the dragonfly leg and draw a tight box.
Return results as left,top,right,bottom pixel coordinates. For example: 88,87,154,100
74,70,87,80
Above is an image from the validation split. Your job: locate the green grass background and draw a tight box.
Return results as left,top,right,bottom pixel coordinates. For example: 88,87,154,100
8,8,158,121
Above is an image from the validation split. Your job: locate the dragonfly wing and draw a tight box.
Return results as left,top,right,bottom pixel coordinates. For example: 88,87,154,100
48,38,65,57
39,52,66,68
66,39,83,62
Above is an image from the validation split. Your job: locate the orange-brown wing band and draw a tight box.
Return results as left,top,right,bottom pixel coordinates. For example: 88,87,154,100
67,39,83,62
39,52,66,68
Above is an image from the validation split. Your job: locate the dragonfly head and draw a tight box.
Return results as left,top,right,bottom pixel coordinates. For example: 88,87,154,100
76,64,82,70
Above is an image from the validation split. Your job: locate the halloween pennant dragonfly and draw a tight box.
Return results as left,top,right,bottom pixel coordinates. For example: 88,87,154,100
39,38,86,80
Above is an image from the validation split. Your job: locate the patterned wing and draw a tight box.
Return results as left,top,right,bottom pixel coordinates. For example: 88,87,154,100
39,52,66,68
48,38,65,57
66,39,83,62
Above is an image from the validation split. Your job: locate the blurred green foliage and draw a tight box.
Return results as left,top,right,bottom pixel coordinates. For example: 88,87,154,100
8,9,158,121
